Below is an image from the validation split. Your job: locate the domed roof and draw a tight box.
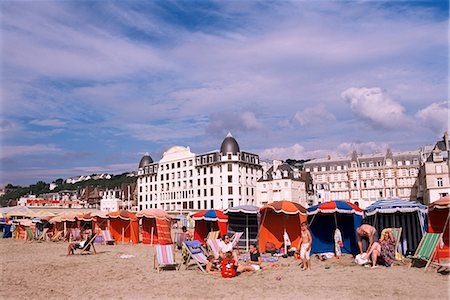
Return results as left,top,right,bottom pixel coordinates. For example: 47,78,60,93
220,132,240,154
139,153,153,168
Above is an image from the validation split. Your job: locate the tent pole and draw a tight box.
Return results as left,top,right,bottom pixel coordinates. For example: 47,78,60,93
246,215,249,252
122,227,124,244
442,211,450,234
151,226,154,245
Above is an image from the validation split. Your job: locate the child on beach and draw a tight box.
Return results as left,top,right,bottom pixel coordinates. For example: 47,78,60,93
298,221,312,270
206,255,220,275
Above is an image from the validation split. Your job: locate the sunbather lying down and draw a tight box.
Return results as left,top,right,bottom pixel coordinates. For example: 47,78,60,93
67,235,90,256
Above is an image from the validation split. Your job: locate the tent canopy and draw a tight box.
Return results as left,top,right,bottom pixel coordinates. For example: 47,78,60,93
192,210,228,243
136,209,171,220
428,196,450,258
365,198,427,216
429,196,450,211
259,201,307,252
364,199,428,254
307,201,363,255
225,205,259,251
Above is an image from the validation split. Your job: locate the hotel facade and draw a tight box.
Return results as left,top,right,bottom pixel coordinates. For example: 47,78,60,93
137,133,262,212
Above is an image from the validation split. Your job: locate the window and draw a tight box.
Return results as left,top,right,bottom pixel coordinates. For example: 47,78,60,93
436,165,443,173
204,168,207,175
437,178,443,187
228,154,232,160
204,200,207,209
228,175,232,183
228,164,232,172
172,163,175,169
210,188,214,196
228,186,233,195
204,189,207,196
210,177,213,184
177,162,181,168
210,166,213,174
211,200,214,209
203,178,207,185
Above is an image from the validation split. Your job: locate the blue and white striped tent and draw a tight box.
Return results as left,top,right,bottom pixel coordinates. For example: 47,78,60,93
224,205,259,252
364,199,428,254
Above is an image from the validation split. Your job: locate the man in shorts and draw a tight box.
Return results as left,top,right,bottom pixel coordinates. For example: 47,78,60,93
356,224,379,255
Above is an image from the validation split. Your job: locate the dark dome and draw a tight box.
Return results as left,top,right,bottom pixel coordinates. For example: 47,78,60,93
139,153,153,168
220,132,240,154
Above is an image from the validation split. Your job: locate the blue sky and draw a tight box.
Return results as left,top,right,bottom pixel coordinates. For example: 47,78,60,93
1,1,448,185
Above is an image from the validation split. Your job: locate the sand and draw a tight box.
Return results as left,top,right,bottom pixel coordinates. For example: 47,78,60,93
0,239,448,300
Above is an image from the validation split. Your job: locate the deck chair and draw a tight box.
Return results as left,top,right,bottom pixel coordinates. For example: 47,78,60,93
79,234,98,255
231,232,244,248
183,240,208,273
25,228,34,241
409,233,442,271
51,230,63,242
154,244,180,272
101,229,115,245
37,228,49,241
206,231,220,241
380,228,402,260
207,239,221,259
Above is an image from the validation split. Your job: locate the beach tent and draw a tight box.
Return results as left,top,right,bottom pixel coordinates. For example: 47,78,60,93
136,209,172,245
428,196,450,258
364,198,428,254
225,205,259,252
307,201,363,255
259,201,307,253
192,210,228,244
109,210,139,244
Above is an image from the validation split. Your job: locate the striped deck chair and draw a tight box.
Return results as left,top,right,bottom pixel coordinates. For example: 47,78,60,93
101,229,115,245
154,244,180,272
207,239,221,259
231,232,244,248
184,240,208,273
206,231,220,241
380,228,403,260
25,228,34,241
79,234,98,255
409,233,442,271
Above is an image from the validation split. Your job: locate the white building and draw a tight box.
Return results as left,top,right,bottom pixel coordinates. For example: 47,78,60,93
420,132,450,204
304,149,421,208
100,188,122,212
256,160,307,207
137,133,262,212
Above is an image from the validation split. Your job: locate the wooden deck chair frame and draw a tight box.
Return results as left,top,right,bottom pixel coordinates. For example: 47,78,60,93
206,239,221,260
80,234,98,255
51,230,63,242
409,232,442,271
154,244,180,272
25,228,34,242
183,242,207,273
231,232,244,248
206,230,220,241
37,228,49,242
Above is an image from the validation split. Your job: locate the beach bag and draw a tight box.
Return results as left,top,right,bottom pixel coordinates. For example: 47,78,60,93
265,242,277,253
355,254,368,265
220,258,237,278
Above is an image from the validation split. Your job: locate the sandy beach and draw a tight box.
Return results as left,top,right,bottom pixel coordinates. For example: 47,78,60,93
0,239,448,300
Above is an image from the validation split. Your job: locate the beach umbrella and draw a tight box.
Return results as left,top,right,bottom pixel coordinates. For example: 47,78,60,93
308,200,363,226
225,205,259,252
191,209,228,222
259,201,307,253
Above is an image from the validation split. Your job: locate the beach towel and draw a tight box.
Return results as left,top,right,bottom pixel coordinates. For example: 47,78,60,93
334,229,343,258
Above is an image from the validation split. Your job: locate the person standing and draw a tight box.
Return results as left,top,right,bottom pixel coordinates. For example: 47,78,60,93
356,224,378,255
298,221,312,270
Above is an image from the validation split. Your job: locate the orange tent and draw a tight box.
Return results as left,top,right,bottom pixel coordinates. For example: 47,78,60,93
136,209,172,245
259,200,307,252
91,211,109,233
108,210,139,244
428,196,450,258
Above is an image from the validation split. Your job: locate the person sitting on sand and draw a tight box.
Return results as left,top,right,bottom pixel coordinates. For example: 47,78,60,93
67,234,90,256
297,221,312,270
219,235,239,262
206,255,220,275
237,243,262,273
220,252,238,278
356,224,378,255
367,230,395,268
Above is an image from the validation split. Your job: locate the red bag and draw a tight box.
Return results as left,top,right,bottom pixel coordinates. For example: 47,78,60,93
220,258,237,278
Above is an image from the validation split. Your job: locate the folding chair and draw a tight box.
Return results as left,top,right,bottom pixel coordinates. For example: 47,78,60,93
51,230,63,242
183,240,208,273
230,232,244,248
37,228,49,242
80,234,98,255
409,233,442,271
154,244,181,272
206,231,220,241
101,229,115,245
380,228,402,260
207,239,221,260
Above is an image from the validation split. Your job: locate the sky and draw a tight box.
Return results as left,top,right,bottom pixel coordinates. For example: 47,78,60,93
0,0,449,186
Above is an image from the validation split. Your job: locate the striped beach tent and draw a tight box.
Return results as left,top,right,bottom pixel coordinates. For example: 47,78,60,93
225,205,259,252
364,198,428,254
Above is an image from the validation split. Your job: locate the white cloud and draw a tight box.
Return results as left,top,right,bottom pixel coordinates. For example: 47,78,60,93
416,101,449,133
341,87,412,129
240,111,263,130
336,141,389,156
206,110,264,136
294,104,336,126
30,119,66,127
0,144,63,159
